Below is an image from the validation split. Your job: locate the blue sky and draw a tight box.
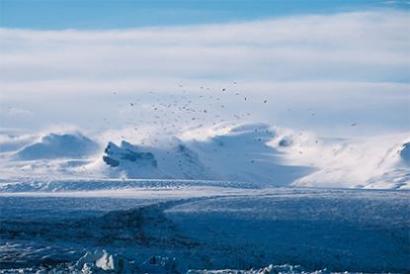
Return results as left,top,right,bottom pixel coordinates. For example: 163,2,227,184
1,0,409,29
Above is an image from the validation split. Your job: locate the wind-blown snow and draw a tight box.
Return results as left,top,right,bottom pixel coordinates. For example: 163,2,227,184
0,123,409,189
285,132,410,189
99,124,309,186
0,134,35,153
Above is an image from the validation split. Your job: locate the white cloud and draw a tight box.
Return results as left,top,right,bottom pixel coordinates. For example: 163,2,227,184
1,10,409,93
0,10,409,135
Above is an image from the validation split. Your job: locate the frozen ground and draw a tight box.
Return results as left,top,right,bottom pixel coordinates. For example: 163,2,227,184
0,180,409,273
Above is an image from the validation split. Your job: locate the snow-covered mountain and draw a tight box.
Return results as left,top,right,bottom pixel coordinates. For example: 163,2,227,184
14,132,100,160
99,124,310,186
400,142,410,164
288,133,410,189
0,123,409,189
102,140,209,180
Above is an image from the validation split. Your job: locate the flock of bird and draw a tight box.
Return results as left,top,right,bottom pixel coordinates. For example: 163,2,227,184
108,82,358,146
107,82,271,143
77,82,362,175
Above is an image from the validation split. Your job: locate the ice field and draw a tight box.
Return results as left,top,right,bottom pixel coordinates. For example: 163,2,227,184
0,181,409,273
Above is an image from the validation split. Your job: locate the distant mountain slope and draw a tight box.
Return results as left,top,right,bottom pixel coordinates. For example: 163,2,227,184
289,133,410,189
0,123,409,189
99,140,214,181
14,132,99,160
101,124,310,186
400,142,410,164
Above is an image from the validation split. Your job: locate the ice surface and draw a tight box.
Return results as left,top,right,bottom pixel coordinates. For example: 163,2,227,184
0,186,408,273
0,179,258,193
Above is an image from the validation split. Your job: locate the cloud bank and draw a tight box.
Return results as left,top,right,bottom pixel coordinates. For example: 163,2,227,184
1,11,409,91
0,10,409,135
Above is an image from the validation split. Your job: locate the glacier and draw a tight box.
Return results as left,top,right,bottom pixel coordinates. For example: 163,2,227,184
0,185,408,273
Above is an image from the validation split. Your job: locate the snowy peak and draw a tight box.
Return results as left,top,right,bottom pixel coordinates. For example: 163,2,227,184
101,139,207,180
15,132,99,160
103,141,157,168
